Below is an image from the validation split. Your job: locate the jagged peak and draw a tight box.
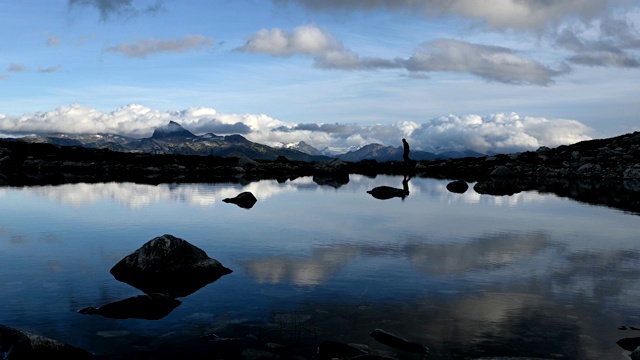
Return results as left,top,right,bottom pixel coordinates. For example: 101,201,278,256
151,121,196,139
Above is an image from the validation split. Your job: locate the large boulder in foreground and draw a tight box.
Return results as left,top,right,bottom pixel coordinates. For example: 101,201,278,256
0,324,92,360
110,234,232,297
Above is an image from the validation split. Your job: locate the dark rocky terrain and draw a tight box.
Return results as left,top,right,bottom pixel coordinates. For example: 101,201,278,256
1,131,639,214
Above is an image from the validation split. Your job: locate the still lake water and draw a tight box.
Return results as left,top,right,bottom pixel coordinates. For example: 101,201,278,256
1,175,639,359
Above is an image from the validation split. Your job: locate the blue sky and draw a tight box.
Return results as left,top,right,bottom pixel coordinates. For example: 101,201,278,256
0,0,638,154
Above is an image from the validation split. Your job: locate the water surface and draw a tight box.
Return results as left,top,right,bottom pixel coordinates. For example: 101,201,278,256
1,175,639,359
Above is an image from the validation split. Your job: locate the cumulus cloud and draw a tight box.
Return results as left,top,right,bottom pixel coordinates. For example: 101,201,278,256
0,104,593,155
239,26,562,85
105,34,214,58
273,0,609,31
237,25,340,56
411,113,592,154
68,0,163,21
403,39,566,85
274,0,639,72
237,25,395,69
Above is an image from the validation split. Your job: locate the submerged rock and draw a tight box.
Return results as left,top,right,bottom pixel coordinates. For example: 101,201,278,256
369,329,429,354
222,191,257,209
110,234,232,297
0,324,92,360
78,293,181,320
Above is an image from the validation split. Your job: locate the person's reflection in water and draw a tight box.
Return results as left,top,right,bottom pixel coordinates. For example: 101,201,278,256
401,174,411,201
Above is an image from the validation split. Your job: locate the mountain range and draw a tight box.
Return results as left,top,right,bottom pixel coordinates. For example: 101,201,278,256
14,121,484,162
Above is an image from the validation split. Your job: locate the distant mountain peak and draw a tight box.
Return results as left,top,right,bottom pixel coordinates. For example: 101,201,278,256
282,141,323,156
151,121,196,139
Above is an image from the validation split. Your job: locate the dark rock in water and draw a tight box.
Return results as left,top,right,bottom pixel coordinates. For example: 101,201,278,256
317,340,367,359
78,293,181,320
366,186,409,200
446,180,469,193
222,191,257,209
616,337,640,351
110,234,233,297
369,329,429,354
0,324,92,359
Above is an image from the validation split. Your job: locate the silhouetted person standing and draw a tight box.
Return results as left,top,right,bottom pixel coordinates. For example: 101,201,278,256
402,138,410,163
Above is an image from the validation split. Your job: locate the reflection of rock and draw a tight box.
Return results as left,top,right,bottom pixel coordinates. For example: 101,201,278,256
406,232,550,275
473,178,522,196
617,337,640,351
367,186,408,200
312,173,350,188
222,191,257,209
369,329,429,354
0,324,92,359
446,180,468,193
110,234,232,297
78,293,181,320
243,246,358,286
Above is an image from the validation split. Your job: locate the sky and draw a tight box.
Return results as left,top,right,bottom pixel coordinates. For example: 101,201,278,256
0,0,638,154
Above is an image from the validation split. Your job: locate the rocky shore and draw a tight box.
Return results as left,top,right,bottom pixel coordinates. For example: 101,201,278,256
1,131,639,214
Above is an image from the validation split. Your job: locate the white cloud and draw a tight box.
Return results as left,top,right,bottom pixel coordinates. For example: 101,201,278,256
237,25,339,56
239,26,564,85
266,2,639,81
403,39,567,85
411,113,593,154
0,104,593,155
105,34,214,58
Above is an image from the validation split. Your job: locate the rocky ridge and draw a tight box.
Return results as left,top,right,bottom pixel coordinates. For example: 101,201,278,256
0,131,639,213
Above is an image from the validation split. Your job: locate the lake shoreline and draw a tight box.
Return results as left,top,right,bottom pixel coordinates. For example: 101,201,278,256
1,132,639,214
